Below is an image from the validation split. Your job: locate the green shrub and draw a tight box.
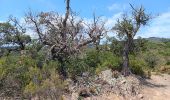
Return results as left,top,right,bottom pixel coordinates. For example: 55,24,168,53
144,53,159,68
70,50,122,75
66,57,93,77
130,58,146,76
0,54,65,99
98,52,121,70
24,69,66,99
159,48,170,56
85,50,101,68
95,51,121,74
0,55,32,98
166,61,170,65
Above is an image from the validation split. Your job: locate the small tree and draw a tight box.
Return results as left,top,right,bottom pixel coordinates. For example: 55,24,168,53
0,17,31,51
113,5,150,76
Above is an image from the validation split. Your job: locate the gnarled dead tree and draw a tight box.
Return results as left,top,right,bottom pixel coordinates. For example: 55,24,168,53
25,0,107,78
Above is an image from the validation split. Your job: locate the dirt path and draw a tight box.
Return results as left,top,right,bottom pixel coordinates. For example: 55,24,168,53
141,74,170,100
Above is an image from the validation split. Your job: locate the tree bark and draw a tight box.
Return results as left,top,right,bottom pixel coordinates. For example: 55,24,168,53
58,56,67,79
19,42,25,50
121,37,133,76
62,0,70,43
51,47,67,79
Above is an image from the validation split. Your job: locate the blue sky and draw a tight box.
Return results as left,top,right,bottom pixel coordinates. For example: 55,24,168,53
0,0,170,38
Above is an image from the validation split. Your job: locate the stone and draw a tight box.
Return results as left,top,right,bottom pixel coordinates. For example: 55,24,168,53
138,94,143,99
82,72,90,77
120,80,126,84
79,88,91,98
99,69,113,84
71,92,79,100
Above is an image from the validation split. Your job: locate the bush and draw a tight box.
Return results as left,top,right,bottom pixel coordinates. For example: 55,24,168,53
144,53,159,68
72,50,122,75
23,59,65,99
66,56,93,77
130,59,146,76
85,50,101,68
97,52,121,70
0,54,65,99
159,48,170,56
166,61,170,65
24,69,66,100
94,51,121,74
0,55,32,98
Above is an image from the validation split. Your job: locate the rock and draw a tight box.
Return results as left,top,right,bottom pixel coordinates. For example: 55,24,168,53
79,88,91,98
120,80,126,84
71,92,79,100
89,87,96,94
66,78,75,92
82,72,90,77
99,69,113,84
138,94,143,99
112,70,120,78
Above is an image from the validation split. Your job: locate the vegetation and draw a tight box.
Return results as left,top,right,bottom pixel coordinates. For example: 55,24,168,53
0,0,170,99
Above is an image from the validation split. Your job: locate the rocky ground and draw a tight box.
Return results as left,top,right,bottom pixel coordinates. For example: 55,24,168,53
63,70,142,100
63,70,170,100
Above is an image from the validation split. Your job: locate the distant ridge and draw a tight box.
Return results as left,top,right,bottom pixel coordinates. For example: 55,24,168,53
144,37,170,42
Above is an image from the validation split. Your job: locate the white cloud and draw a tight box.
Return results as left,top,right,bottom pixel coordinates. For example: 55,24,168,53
105,12,122,28
101,12,123,39
138,11,170,38
108,3,128,11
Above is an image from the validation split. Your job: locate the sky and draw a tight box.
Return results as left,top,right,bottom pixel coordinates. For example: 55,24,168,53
0,0,170,38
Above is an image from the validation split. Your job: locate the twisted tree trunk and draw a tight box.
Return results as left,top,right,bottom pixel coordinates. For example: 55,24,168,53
121,37,133,76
